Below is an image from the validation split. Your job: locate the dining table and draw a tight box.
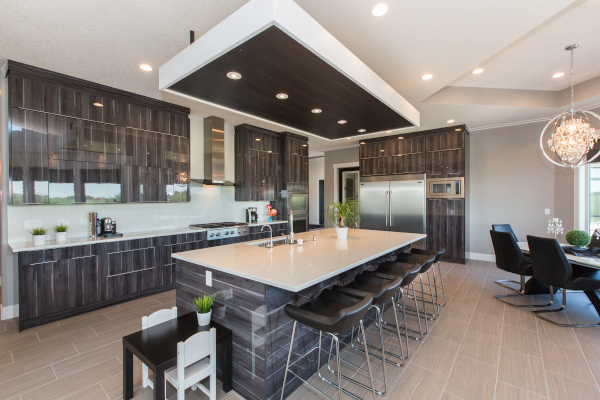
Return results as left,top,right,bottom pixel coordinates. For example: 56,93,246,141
518,241,600,316
122,312,232,400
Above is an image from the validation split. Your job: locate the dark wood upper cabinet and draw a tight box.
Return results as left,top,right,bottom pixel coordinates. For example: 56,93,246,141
7,60,190,205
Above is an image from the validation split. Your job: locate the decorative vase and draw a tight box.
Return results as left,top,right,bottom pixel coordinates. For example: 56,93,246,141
268,217,273,222
336,227,348,239
55,232,67,242
32,235,47,246
197,310,212,326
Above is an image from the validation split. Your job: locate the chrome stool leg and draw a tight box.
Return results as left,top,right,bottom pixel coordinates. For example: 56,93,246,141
435,261,447,306
280,321,297,400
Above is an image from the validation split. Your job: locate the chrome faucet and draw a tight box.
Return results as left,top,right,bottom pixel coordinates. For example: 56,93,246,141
261,225,273,248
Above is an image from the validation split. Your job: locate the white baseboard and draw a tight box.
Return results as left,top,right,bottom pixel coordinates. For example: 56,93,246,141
467,252,496,262
1,304,18,320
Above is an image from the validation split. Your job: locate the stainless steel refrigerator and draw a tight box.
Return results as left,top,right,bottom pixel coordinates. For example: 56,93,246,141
359,173,426,248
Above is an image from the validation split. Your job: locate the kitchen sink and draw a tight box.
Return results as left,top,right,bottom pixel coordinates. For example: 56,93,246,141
249,237,290,248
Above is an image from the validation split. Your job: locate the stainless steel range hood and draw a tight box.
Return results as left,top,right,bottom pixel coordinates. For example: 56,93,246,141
190,116,235,186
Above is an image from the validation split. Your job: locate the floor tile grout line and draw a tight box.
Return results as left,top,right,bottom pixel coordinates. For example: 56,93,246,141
534,294,551,398
496,379,549,399
492,280,506,400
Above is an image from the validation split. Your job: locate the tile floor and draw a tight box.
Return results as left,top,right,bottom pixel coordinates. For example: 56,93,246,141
1,260,600,399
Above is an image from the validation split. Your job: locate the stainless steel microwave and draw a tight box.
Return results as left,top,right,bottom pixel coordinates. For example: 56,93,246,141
427,177,465,199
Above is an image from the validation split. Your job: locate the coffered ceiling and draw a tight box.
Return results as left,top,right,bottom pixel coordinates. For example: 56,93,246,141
1,0,599,151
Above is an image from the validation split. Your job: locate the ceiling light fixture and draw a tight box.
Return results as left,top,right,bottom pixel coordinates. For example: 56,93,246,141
386,130,392,133
447,119,455,123
455,128,461,131
276,93,288,99
472,68,483,74
398,137,404,140
227,72,242,79
360,142,365,144
255,138,261,141
139,64,153,71
371,4,388,16
311,108,322,113
553,72,564,78
358,129,366,133
421,74,433,80
338,120,347,124
541,44,600,168
346,137,351,140
93,103,103,107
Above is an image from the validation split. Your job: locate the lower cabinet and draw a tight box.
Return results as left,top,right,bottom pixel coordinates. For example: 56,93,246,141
427,199,465,263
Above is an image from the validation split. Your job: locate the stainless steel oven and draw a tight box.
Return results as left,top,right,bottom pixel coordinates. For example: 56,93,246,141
427,177,465,199
289,192,308,216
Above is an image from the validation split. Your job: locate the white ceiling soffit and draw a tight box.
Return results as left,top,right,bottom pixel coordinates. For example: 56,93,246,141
424,74,600,108
159,0,420,132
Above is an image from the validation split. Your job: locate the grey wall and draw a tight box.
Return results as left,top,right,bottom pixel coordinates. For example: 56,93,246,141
468,121,575,256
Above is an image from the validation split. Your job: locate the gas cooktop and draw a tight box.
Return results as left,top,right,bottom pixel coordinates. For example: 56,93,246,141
189,222,247,229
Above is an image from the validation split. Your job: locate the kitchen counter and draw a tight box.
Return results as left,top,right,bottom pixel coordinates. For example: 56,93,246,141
172,228,424,292
247,219,287,226
9,226,206,253
173,227,424,400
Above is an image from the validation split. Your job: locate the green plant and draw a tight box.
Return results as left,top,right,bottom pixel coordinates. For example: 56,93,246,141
30,227,47,236
566,229,591,247
324,198,360,228
54,224,68,233
193,295,214,314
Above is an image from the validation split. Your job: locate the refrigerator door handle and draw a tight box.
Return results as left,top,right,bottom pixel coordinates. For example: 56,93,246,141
389,190,393,226
385,190,389,226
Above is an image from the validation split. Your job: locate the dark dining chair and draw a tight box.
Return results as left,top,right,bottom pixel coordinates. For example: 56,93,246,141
589,229,600,249
526,235,600,327
492,224,531,292
489,230,543,307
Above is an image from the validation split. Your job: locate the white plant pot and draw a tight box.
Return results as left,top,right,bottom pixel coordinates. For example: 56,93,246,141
55,232,67,242
197,310,212,326
32,235,47,246
336,227,349,239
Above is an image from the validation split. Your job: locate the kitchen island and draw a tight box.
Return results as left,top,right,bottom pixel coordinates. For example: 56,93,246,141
172,228,425,400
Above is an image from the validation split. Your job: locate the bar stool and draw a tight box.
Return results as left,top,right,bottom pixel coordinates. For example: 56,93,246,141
280,289,376,400
364,262,423,357
409,248,447,306
332,274,405,395
395,252,438,322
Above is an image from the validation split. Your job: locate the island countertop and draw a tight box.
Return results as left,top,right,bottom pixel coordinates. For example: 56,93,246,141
172,228,425,292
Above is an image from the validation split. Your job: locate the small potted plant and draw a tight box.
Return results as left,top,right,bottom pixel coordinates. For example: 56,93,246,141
31,227,48,246
324,198,360,239
193,294,214,326
566,229,591,249
55,224,68,242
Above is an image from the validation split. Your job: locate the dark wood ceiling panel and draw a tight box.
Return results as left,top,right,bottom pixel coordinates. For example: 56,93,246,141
168,26,413,139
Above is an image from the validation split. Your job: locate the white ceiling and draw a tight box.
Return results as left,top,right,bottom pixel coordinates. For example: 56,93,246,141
1,0,599,152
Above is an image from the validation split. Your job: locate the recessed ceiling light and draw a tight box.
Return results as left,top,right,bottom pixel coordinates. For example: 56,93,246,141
358,129,366,133
398,137,404,140
227,72,242,80
302,144,308,147
338,120,347,124
472,68,483,74
276,93,288,99
360,142,365,144
421,74,433,80
553,72,565,78
346,137,352,140
371,4,388,16
139,64,153,71
455,128,461,131
93,103,103,107
255,138,261,141
386,130,392,133
312,108,322,113
447,119,455,123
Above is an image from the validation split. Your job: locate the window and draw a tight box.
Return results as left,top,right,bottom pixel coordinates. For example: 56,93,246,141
589,164,600,234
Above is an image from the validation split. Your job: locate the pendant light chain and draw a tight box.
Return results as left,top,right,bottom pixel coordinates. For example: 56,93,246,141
570,46,574,112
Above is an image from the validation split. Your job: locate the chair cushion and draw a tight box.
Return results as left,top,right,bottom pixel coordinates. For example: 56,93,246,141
165,358,211,389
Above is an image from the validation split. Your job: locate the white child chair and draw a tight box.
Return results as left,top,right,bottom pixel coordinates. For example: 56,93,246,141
165,328,217,400
141,306,178,389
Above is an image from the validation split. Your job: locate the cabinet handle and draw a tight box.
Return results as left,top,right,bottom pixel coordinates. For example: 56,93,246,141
385,191,389,227
30,260,58,266
107,266,156,278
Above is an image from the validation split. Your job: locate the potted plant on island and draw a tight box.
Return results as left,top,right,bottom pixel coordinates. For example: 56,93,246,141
194,294,214,326
55,224,68,242
31,227,48,246
324,198,360,239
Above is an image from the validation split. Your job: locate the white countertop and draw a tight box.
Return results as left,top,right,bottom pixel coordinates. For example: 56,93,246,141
9,227,206,253
172,228,426,292
518,241,600,270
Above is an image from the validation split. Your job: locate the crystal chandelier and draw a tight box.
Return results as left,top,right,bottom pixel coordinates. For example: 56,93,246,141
540,44,600,168
175,171,189,186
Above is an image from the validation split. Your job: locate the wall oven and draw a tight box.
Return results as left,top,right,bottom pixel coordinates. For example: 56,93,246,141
427,177,465,199
289,192,308,216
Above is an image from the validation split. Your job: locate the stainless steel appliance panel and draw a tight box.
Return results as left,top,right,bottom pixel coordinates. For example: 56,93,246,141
389,179,426,248
292,216,308,233
359,181,389,231
427,177,464,199
289,192,308,216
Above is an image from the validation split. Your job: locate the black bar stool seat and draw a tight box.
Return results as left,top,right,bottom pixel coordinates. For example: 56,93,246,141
333,275,403,306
